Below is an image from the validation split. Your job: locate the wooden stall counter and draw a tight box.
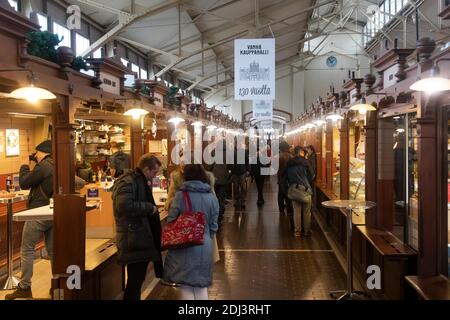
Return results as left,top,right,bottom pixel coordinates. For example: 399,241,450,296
79,183,115,239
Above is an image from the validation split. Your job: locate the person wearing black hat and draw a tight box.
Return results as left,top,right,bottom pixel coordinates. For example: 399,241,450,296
6,140,54,300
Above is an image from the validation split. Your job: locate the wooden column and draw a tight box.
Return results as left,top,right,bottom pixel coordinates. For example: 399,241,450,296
130,118,144,168
365,110,378,227
340,117,350,200
417,94,440,277
326,122,333,191
52,96,86,300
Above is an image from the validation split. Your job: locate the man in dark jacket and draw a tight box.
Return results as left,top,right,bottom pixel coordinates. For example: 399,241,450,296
278,141,293,216
112,154,162,300
6,140,54,300
287,146,315,237
109,141,131,178
230,141,249,210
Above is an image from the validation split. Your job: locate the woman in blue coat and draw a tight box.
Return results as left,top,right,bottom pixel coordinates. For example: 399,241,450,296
163,164,219,300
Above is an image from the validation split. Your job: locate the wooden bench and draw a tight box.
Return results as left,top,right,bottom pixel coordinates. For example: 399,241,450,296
405,275,450,300
355,226,417,299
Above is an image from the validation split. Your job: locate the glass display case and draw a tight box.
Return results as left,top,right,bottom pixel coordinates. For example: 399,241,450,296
350,119,366,201
377,112,418,246
332,125,341,197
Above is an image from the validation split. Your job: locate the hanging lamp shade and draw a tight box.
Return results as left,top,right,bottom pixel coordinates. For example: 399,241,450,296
10,85,56,104
313,119,326,126
168,116,185,126
124,107,149,120
410,65,450,93
325,114,344,121
350,98,376,115
192,121,203,127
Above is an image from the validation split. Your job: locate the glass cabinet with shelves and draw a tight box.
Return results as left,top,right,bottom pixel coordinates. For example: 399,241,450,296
332,125,341,197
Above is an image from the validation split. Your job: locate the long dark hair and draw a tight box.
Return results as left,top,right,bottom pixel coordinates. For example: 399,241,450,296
183,164,209,184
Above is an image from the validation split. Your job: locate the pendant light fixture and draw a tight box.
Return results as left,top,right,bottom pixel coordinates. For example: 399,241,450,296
325,101,343,122
1,69,56,103
168,116,185,126
410,61,450,93
314,119,326,126
350,97,377,115
192,121,203,127
123,99,149,120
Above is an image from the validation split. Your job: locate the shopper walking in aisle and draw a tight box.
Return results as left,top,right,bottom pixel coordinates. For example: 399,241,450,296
205,140,229,223
286,146,315,237
6,140,54,300
277,141,293,217
230,139,249,210
109,141,131,178
112,154,162,300
163,164,219,300
250,144,269,207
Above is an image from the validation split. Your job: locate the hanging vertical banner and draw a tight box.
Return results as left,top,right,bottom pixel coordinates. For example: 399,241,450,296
252,100,273,120
234,38,275,100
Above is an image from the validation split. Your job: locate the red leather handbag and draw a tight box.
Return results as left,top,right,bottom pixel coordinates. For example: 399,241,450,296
161,191,206,250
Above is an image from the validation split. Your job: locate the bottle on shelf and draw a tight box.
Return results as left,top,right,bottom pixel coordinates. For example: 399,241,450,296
6,175,12,192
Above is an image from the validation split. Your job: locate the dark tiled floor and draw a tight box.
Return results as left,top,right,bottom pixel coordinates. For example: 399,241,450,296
148,178,346,300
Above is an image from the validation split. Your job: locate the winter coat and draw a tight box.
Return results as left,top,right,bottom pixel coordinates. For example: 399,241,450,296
277,151,293,185
163,180,219,287
286,156,315,193
109,150,131,178
164,169,216,211
19,156,54,209
112,168,161,265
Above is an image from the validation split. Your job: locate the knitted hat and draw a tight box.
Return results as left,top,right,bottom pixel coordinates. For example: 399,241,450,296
36,140,52,154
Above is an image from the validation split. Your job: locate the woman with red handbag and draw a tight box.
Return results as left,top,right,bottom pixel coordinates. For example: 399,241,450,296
163,164,219,300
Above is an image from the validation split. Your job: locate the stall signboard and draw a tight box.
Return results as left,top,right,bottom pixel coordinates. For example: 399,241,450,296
234,38,275,100
100,72,120,95
87,188,100,198
5,129,19,156
253,100,273,120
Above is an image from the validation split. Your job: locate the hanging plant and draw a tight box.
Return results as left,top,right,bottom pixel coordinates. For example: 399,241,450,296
140,85,150,96
26,31,61,63
71,56,89,71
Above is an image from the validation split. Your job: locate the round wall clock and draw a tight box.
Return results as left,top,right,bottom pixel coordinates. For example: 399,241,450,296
326,56,337,68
